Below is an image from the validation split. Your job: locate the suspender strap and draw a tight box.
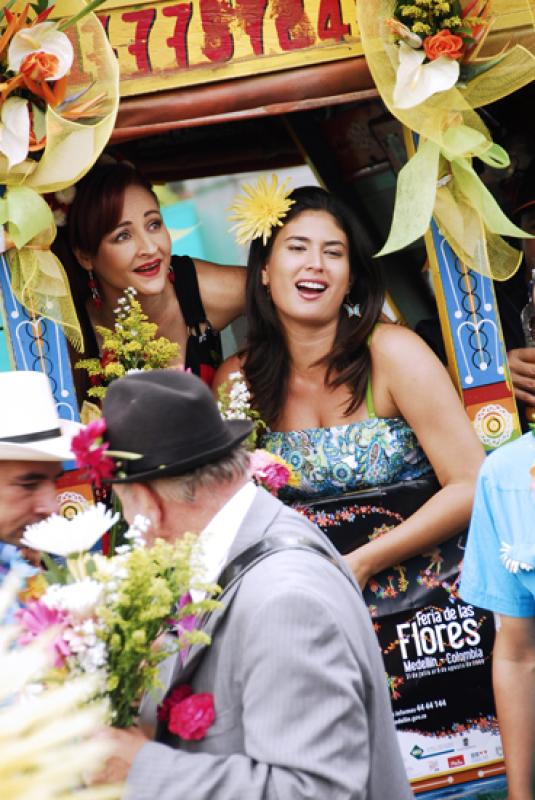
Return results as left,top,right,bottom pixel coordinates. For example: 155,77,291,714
218,533,356,595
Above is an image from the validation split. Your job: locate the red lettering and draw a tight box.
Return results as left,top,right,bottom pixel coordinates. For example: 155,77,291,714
199,0,234,63
273,0,315,52
163,3,193,68
317,0,350,41
235,0,267,56
122,8,156,73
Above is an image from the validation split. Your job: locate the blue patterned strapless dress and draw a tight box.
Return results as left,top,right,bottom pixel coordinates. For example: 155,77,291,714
260,417,433,503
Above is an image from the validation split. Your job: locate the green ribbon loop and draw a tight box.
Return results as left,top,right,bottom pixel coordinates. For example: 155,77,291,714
451,158,528,239
376,138,440,257
0,186,53,249
377,122,531,263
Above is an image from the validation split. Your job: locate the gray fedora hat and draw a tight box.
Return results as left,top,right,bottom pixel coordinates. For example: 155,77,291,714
103,369,252,483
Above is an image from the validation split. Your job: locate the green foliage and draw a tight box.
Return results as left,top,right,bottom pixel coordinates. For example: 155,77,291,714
76,287,179,400
94,535,219,728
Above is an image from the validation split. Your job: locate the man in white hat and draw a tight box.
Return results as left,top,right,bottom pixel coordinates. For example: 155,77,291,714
0,371,79,554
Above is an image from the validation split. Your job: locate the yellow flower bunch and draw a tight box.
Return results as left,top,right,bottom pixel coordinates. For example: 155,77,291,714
396,0,465,36
77,287,179,399
228,174,295,246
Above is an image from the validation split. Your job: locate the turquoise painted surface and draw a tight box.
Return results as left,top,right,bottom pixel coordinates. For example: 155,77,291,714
0,306,12,371
0,254,79,422
161,200,207,260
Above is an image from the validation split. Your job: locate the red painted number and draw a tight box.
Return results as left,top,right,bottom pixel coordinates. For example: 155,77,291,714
122,8,156,73
235,0,268,56
163,2,193,68
317,0,350,41
199,0,234,63
274,0,315,52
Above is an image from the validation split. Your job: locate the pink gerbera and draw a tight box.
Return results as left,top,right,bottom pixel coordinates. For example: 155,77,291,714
16,601,71,667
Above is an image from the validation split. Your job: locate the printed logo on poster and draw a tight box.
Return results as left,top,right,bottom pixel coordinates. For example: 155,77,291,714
447,755,466,769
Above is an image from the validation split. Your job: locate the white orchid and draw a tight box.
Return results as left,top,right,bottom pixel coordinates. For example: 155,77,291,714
393,41,460,109
8,21,74,80
21,503,119,557
0,96,30,169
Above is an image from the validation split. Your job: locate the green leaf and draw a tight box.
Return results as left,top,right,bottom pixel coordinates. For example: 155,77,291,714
41,553,69,585
459,53,508,83
58,0,109,31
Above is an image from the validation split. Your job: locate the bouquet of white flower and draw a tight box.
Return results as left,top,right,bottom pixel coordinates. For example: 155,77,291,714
16,505,218,728
0,571,121,799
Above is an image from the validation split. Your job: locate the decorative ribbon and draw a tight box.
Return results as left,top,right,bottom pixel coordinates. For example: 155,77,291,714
0,0,120,347
357,1,535,281
377,126,528,279
0,184,83,348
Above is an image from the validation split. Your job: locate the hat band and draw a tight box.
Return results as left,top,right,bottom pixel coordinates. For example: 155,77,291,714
0,426,62,444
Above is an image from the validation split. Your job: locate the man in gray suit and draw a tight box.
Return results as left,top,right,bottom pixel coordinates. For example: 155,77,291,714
96,369,413,800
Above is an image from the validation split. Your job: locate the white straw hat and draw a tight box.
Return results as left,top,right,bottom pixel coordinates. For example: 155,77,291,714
0,371,81,461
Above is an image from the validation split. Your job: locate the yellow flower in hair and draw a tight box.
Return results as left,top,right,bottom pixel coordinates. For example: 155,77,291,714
228,174,295,245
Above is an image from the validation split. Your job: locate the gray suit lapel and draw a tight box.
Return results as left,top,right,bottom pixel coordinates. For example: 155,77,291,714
166,488,283,688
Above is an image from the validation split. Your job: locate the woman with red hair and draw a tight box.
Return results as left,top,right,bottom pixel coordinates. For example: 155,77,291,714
63,161,245,397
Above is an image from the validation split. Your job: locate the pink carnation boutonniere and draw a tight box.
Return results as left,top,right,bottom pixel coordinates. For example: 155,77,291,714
71,419,116,488
157,685,215,740
249,449,299,495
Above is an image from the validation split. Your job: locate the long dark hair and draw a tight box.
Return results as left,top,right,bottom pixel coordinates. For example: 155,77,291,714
242,186,384,427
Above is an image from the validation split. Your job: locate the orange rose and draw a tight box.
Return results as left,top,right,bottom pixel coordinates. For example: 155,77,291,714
20,51,60,81
423,29,464,61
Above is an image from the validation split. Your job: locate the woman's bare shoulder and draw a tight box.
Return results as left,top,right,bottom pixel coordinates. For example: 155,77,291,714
370,322,438,364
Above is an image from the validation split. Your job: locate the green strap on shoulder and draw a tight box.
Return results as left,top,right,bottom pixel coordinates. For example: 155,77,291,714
365,327,377,419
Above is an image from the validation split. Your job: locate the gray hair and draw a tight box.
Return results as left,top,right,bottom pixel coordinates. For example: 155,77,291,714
149,446,250,503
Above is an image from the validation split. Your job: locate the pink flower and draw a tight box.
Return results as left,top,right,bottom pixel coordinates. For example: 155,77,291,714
168,693,215,740
250,450,291,493
157,684,193,723
71,419,115,488
157,684,216,740
16,601,71,667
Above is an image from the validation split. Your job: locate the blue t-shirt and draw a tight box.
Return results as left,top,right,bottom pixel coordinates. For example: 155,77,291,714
0,543,37,622
460,432,535,618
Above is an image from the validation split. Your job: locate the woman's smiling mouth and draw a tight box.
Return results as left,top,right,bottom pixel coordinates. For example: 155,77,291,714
134,259,161,277
295,280,328,299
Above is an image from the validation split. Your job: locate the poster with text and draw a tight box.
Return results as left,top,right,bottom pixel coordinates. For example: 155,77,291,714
296,480,502,783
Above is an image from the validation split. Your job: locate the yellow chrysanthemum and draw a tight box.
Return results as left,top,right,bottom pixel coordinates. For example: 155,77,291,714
228,174,295,246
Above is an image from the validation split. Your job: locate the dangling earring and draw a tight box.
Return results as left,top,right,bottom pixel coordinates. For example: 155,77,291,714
168,264,175,284
88,270,102,308
343,294,361,318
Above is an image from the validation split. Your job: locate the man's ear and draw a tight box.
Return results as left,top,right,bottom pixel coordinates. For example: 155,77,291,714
74,248,93,272
115,483,164,534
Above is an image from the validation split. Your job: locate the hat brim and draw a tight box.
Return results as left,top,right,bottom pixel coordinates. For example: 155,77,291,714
108,419,253,483
0,419,81,462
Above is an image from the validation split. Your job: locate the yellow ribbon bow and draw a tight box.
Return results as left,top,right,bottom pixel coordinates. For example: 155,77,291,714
357,0,535,280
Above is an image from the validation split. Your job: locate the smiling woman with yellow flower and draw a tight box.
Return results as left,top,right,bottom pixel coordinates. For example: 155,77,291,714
215,180,484,588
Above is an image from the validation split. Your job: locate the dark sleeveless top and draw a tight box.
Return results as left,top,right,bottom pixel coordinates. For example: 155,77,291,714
76,255,222,399
171,255,222,385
